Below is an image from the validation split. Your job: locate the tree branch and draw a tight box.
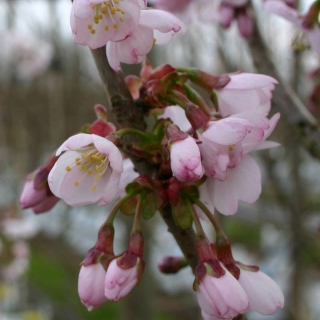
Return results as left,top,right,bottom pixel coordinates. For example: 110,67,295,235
247,22,320,159
90,47,198,270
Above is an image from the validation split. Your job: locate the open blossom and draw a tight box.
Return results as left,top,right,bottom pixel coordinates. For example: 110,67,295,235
238,269,284,315
78,263,108,311
107,9,185,71
199,112,280,215
48,133,123,206
70,0,141,49
170,136,204,182
215,73,278,117
264,1,320,55
197,267,249,319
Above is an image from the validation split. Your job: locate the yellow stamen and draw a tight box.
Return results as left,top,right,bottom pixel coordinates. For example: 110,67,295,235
113,23,118,29
91,29,96,34
87,24,92,30
91,186,97,191
87,170,92,175
74,182,79,187
105,25,109,31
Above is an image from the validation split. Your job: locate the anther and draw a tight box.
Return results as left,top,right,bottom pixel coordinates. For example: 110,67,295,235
65,166,72,172
74,182,80,187
113,23,118,29
91,186,97,191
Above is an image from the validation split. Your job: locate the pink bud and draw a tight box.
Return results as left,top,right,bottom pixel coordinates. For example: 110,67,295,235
170,136,204,181
104,258,141,301
238,269,284,315
237,9,254,39
20,180,47,209
78,264,107,311
219,5,235,28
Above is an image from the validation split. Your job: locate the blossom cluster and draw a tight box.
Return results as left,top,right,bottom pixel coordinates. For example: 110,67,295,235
20,62,283,319
71,0,185,70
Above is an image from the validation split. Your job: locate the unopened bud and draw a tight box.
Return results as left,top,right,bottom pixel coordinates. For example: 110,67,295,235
158,256,188,274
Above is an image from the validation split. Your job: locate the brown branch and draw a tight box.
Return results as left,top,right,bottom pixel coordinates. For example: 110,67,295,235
247,22,320,159
90,47,198,270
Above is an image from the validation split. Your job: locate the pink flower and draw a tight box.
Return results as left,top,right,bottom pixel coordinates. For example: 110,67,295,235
198,111,280,215
78,263,108,311
264,1,320,55
215,73,278,117
107,9,185,71
104,258,140,301
194,180,215,221
70,0,141,49
238,269,284,315
48,133,123,206
197,268,249,319
170,136,204,181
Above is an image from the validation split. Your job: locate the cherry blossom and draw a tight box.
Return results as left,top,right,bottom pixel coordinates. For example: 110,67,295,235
215,73,278,117
78,264,108,311
238,269,284,315
48,133,123,206
70,0,141,49
197,267,249,319
199,112,280,215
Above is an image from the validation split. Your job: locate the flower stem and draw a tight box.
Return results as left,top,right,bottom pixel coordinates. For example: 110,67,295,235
116,128,147,139
193,198,228,241
132,194,143,234
187,198,206,238
105,192,139,226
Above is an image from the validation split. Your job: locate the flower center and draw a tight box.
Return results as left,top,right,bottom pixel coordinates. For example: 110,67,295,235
87,0,126,34
65,148,109,191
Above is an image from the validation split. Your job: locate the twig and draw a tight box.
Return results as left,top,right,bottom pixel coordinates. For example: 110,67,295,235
90,47,198,270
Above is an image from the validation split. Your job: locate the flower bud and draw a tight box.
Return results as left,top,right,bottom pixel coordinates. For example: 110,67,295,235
158,256,188,274
104,232,145,301
78,263,107,311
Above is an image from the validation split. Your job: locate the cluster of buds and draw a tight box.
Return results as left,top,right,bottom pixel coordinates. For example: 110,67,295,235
192,236,284,319
20,60,284,319
70,0,185,70
78,224,144,310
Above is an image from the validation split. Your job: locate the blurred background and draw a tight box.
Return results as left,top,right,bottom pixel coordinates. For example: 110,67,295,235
0,0,320,320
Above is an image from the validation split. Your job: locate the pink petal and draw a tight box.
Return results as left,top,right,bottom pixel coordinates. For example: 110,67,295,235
213,155,261,215
239,270,284,315
139,9,185,34
264,1,300,25
213,271,250,313
203,118,252,145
